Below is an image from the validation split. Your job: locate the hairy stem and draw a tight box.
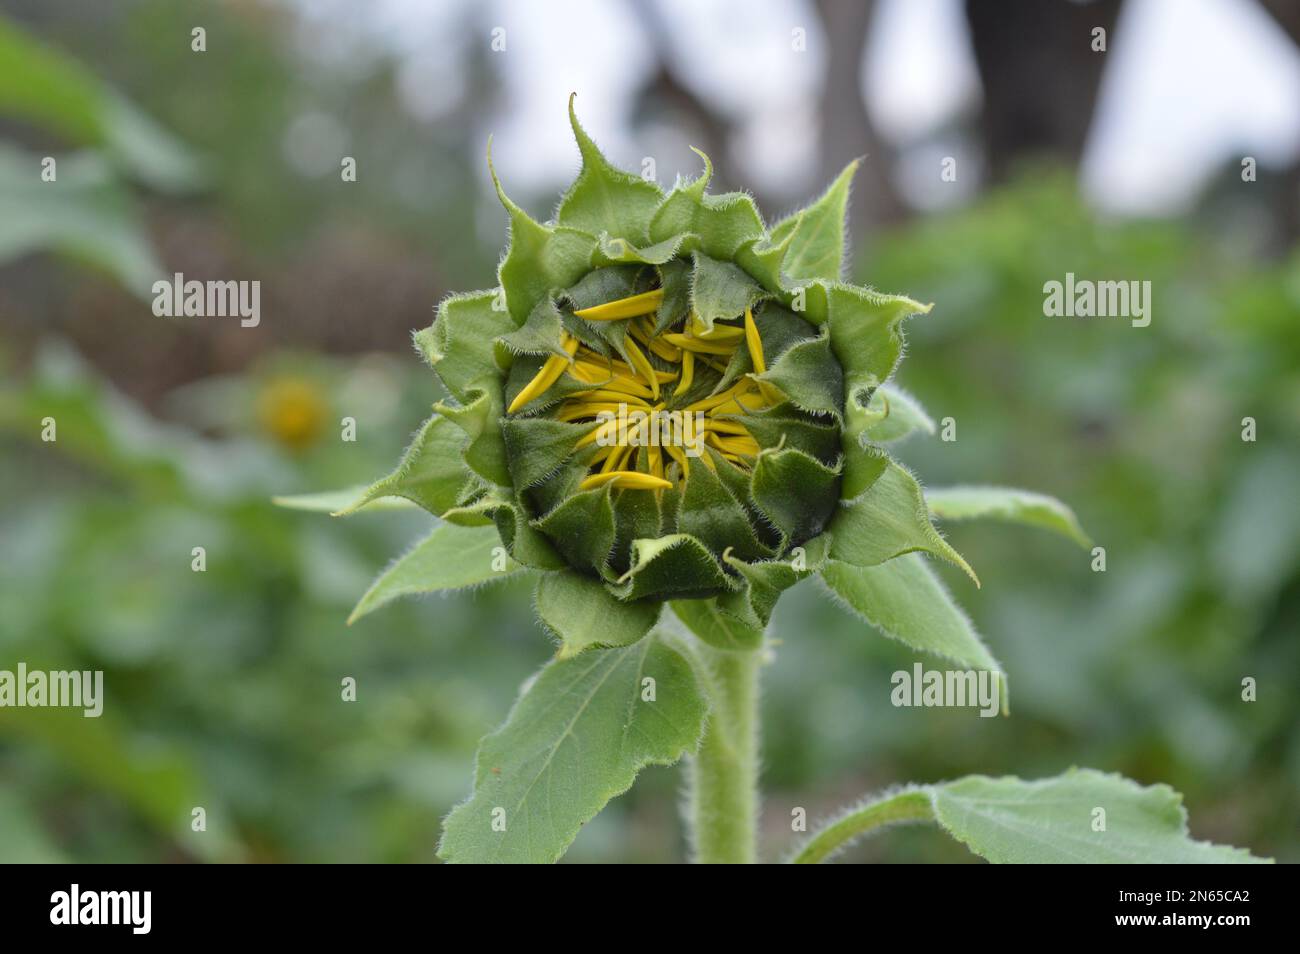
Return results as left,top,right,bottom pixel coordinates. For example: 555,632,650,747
790,788,935,864
686,645,760,863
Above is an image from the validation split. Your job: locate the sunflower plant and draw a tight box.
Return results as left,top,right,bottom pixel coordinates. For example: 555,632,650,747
278,99,1268,865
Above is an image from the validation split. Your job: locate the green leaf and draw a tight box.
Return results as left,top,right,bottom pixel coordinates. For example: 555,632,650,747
438,633,708,863
925,485,1092,548
931,770,1271,863
720,533,830,628
791,769,1273,864
536,569,660,659
0,16,203,190
829,455,978,585
348,523,517,624
769,159,858,283
689,252,767,329
271,487,416,513
863,382,935,442
488,142,596,325
821,554,1003,677
648,148,765,260
334,414,470,517
555,94,663,245
671,597,763,651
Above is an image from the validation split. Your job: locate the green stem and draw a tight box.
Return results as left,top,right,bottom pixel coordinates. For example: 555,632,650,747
790,788,935,864
686,645,760,864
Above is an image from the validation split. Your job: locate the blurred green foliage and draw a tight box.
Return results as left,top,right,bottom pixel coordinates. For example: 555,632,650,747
0,1,1295,864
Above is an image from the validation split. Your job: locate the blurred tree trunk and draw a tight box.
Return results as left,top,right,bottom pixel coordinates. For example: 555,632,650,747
965,0,1121,183
813,0,904,235
1256,0,1300,242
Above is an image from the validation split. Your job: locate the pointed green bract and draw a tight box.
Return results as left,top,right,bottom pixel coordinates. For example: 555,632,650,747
648,149,766,259
925,485,1092,548
556,94,663,245
536,569,660,658
333,414,470,517
821,554,1002,677
769,159,858,283
689,252,768,330
613,534,736,601
489,144,596,326
438,634,707,863
830,455,978,585
348,523,518,624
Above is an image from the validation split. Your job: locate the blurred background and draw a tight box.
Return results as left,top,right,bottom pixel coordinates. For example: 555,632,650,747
0,0,1297,863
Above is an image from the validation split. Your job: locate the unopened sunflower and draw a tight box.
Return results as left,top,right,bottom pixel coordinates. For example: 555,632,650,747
279,98,1092,864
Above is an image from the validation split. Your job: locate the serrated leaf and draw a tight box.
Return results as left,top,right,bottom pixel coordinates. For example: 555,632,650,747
769,159,858,282
536,569,660,658
349,523,517,624
792,768,1272,864
829,455,978,585
438,634,707,863
555,95,663,244
925,485,1092,548
932,770,1272,864
821,554,1002,676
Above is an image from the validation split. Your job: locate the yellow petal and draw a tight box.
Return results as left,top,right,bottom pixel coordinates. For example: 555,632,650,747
507,334,579,413
677,349,695,394
579,470,673,491
743,307,765,374
662,333,734,356
622,337,660,399
573,288,664,321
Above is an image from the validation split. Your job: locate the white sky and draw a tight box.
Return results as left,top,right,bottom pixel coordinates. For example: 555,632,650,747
283,0,1300,217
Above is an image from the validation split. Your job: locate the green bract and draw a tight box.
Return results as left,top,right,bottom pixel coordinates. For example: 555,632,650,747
277,100,1268,866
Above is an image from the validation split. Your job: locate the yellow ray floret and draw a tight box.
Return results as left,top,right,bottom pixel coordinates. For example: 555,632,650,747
677,349,695,394
662,333,734,356
743,307,765,374
573,289,664,321
621,337,661,399
579,470,673,491
507,333,580,413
